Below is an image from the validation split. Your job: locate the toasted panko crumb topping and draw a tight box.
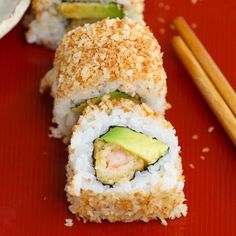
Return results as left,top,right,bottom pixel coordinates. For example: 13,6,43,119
159,28,166,34
189,163,195,169
157,17,166,23
191,23,197,29
192,134,199,140
54,18,165,98
200,156,206,160
208,126,215,133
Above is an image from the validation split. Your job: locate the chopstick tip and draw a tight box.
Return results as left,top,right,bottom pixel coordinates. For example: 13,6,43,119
174,16,185,24
172,35,182,46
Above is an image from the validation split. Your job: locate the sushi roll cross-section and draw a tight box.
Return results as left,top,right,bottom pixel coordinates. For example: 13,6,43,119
66,98,187,224
26,0,144,49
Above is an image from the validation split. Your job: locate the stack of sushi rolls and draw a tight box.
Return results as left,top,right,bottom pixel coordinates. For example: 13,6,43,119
26,0,144,49
42,18,187,224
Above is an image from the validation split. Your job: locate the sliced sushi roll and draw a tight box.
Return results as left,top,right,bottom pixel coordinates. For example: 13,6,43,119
66,98,187,224
25,0,144,49
41,18,167,143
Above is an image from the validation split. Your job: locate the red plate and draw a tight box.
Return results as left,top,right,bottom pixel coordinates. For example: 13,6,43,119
0,0,235,235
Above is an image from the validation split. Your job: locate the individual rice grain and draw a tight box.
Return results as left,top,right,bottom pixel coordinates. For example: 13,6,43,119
65,218,73,227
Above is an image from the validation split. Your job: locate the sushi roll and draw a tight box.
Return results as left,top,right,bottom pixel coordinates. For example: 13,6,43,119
66,97,187,224
26,0,144,49
42,18,167,143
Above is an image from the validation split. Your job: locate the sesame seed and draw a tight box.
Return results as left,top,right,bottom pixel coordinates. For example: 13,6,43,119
191,0,198,4
200,156,206,160
189,163,195,169
157,17,165,23
191,23,197,29
170,24,175,31
202,147,210,153
65,218,73,227
208,126,215,133
158,2,164,8
159,28,166,34
164,5,170,10
192,134,199,140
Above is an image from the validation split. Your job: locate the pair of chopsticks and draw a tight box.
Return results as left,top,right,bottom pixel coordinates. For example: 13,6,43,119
172,16,236,146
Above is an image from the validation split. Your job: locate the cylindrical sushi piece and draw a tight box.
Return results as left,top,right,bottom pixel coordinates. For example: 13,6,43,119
66,98,187,224
26,0,144,49
42,18,167,143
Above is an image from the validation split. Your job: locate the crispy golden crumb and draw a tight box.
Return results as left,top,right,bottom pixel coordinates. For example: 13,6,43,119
202,147,210,153
191,23,197,29
200,156,206,160
191,0,198,4
159,28,166,34
32,0,55,13
170,24,175,30
192,134,199,140
158,2,164,8
208,126,215,133
157,17,165,23
164,5,170,10
189,163,195,169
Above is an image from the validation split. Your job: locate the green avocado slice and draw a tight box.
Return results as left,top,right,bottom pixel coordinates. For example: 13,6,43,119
71,91,139,114
57,2,124,20
100,127,169,165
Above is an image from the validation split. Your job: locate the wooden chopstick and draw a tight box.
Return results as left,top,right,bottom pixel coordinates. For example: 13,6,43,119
172,36,236,146
173,16,236,117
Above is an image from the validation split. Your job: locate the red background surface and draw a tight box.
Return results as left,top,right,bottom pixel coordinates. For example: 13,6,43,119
0,0,235,235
